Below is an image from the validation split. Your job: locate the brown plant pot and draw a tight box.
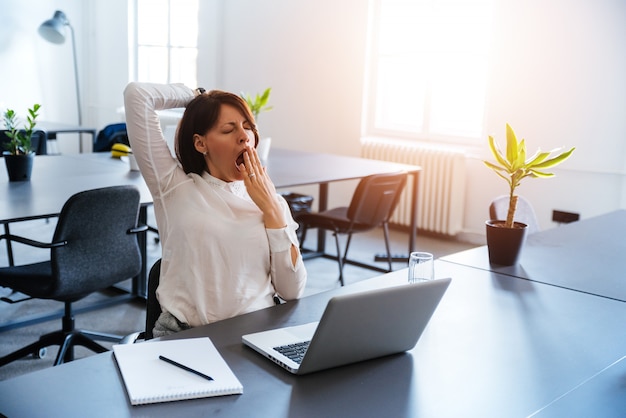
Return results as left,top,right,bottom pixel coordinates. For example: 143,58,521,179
4,153,34,181
485,220,528,266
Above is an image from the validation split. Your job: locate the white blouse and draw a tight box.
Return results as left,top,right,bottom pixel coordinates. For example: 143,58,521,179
124,82,307,327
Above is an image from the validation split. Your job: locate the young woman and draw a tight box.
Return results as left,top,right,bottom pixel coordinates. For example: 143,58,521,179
124,82,307,337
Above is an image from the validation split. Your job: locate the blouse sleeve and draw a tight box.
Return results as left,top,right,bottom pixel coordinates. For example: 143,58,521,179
267,198,307,300
123,82,194,197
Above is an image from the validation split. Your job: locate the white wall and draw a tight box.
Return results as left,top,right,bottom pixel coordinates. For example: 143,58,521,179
1,0,625,241
1,1,83,143
214,0,369,208
474,0,626,239
211,0,626,240
84,0,129,133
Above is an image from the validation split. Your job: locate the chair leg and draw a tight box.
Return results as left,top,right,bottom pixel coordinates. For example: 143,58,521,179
0,329,73,367
333,230,345,286
0,337,51,367
55,333,76,365
382,222,393,272
81,330,123,343
4,223,15,266
299,225,308,249
0,301,117,368
343,232,353,263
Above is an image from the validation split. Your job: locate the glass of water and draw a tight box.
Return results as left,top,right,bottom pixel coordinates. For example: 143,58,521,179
408,252,434,283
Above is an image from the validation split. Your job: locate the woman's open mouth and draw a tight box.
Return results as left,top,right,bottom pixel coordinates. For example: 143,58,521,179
235,150,246,171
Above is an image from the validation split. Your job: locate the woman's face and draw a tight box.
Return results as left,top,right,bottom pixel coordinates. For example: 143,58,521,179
194,104,255,182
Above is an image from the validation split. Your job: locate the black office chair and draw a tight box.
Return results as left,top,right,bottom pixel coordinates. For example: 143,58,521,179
93,123,129,152
0,185,148,367
120,258,162,344
298,172,407,286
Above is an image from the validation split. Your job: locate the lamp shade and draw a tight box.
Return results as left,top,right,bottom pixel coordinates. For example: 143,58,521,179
38,11,69,44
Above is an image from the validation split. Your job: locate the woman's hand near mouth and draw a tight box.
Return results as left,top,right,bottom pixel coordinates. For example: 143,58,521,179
240,145,286,229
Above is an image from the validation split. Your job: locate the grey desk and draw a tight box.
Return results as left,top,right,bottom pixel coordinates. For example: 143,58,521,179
441,210,626,302
1,150,419,328
1,261,625,417
37,121,98,154
266,147,421,258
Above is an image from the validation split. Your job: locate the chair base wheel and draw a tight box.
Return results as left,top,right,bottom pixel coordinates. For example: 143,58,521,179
33,347,47,359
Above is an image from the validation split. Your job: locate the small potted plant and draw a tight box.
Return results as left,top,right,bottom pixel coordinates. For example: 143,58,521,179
240,88,273,163
2,104,41,181
483,123,575,265
241,87,273,120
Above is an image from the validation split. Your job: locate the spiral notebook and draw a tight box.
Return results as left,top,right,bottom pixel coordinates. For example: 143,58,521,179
113,337,243,405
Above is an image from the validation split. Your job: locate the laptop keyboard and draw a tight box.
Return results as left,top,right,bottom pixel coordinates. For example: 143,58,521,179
273,341,310,364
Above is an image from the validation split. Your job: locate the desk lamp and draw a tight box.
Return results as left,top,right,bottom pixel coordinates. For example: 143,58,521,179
38,10,82,126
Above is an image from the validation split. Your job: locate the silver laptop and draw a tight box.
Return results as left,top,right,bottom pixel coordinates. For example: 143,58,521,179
242,278,451,375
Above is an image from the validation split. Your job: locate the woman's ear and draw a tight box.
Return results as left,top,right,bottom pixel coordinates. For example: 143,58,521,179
193,134,207,154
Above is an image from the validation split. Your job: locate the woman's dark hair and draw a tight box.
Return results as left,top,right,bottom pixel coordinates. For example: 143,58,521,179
176,90,259,175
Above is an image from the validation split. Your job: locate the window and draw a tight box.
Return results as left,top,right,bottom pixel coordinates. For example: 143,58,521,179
133,0,199,87
365,0,494,142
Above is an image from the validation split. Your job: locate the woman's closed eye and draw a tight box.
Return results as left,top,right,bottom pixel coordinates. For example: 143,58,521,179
221,122,251,135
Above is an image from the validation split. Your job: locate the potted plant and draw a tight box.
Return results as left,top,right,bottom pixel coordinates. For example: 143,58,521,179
3,104,41,181
240,88,273,164
483,123,575,265
241,87,273,120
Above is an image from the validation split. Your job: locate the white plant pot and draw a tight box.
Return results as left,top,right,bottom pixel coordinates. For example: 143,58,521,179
257,137,272,165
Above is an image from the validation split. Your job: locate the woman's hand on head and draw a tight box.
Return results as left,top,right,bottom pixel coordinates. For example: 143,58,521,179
240,146,286,229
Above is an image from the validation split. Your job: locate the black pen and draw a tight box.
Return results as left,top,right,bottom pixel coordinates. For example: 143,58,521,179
159,355,213,381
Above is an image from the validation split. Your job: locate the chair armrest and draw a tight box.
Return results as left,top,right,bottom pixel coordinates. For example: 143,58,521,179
0,234,67,249
119,331,145,344
127,224,149,234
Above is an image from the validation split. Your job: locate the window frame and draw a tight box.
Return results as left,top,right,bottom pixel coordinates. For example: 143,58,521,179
362,0,494,146
129,0,199,87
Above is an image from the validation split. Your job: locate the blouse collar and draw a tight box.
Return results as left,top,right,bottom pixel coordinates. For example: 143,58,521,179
201,171,246,197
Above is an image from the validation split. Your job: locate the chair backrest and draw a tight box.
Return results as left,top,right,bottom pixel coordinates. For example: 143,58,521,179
93,123,129,152
347,172,408,227
145,259,162,340
0,130,47,155
50,185,143,299
489,195,540,234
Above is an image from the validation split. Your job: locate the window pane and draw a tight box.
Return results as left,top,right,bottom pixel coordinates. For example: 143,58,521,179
170,0,199,47
134,0,199,84
138,0,168,45
369,0,493,141
170,48,198,87
138,46,168,83
374,56,426,133
430,55,488,137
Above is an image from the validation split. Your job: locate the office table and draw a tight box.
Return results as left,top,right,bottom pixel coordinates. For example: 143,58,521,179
441,210,626,302
266,147,421,259
37,122,98,154
1,261,624,417
1,150,419,329
1,147,419,264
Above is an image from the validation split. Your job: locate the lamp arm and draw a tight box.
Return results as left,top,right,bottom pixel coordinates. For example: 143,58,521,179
69,24,82,126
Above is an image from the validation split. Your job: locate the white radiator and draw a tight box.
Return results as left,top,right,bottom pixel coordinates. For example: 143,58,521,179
361,138,466,236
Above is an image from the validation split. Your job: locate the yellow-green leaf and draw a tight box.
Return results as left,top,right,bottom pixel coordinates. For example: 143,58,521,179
488,135,510,169
505,123,518,164
529,169,556,178
530,147,575,169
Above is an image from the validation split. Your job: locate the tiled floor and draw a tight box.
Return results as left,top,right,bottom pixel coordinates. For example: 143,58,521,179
0,214,477,381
